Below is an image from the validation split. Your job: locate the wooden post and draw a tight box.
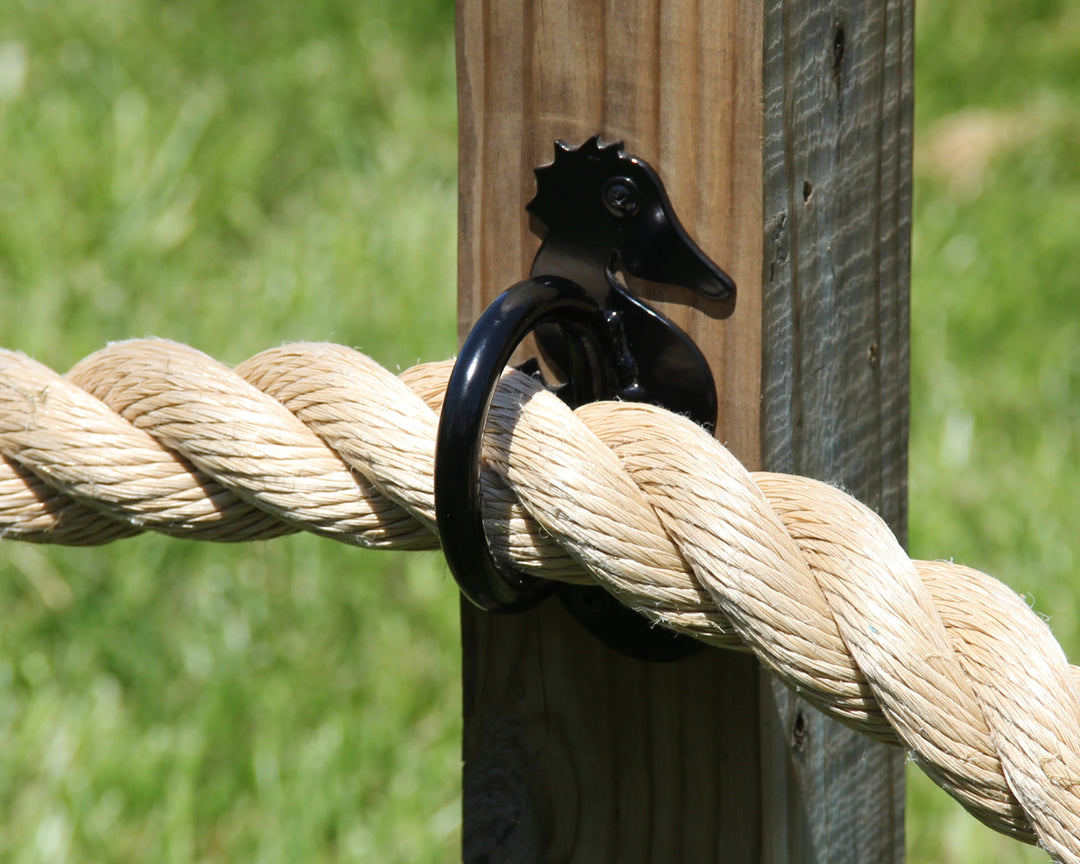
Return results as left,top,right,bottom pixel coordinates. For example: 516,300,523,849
455,0,911,859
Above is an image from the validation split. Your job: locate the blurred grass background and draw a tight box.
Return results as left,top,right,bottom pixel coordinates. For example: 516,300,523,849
909,2,1080,861
0,0,1077,860
0,1,461,861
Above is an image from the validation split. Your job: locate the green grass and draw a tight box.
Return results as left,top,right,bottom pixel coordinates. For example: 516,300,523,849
908,1,1080,860
0,1,460,861
2,0,1080,860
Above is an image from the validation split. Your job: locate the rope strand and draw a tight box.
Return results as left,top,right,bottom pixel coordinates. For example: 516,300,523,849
2,338,1078,860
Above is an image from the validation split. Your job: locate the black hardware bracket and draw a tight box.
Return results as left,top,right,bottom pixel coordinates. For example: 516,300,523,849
435,137,735,661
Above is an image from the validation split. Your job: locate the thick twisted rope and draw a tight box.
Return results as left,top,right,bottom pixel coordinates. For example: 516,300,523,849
2,338,1079,861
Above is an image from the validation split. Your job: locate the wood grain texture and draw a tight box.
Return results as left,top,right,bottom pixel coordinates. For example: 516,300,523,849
457,1,766,858
456,0,911,858
760,0,912,860
457,0,764,466
462,603,762,863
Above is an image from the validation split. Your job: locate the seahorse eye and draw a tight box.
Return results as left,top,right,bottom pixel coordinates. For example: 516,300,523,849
601,177,640,219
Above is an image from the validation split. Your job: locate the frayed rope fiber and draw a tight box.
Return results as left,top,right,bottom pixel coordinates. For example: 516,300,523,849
3,338,1080,862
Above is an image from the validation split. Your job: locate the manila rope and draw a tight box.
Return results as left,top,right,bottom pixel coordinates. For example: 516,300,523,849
1,338,1078,862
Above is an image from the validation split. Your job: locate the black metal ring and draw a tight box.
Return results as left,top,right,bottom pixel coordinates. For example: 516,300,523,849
434,276,614,612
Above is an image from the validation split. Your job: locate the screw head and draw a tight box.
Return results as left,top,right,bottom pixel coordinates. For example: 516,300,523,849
601,176,641,219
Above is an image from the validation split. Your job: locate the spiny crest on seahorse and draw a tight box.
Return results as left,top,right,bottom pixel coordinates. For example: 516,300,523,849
527,136,650,235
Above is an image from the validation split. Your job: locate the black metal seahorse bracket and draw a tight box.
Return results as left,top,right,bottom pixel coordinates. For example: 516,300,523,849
435,137,736,661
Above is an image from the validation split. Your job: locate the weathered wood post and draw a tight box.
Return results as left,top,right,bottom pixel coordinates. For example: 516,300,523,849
455,0,912,859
